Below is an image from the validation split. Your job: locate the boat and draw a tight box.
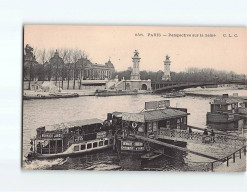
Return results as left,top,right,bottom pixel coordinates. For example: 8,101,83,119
25,116,117,161
141,150,163,161
114,100,190,153
95,89,138,97
206,94,247,131
23,93,79,100
161,91,185,98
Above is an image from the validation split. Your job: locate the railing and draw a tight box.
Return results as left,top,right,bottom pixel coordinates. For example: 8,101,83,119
158,128,246,147
209,145,246,172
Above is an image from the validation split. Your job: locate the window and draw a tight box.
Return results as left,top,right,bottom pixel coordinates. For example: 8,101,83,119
104,140,109,145
184,117,187,124
87,143,92,149
99,141,103,146
74,145,79,151
81,144,86,150
93,142,98,148
148,123,153,132
166,121,170,128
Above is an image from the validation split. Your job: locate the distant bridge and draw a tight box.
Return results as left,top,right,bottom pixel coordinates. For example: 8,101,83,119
151,80,247,93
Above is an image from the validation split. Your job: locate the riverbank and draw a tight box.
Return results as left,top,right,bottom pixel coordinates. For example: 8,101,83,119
184,87,247,98
23,89,152,99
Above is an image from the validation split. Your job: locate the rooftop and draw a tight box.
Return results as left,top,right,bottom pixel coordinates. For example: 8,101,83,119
211,97,245,105
45,118,103,131
140,108,189,122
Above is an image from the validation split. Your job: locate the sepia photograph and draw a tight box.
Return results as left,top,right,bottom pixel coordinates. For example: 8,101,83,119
22,25,247,172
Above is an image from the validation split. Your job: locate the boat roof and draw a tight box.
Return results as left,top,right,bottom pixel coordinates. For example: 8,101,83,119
112,111,122,117
45,118,103,131
211,98,244,105
140,108,189,122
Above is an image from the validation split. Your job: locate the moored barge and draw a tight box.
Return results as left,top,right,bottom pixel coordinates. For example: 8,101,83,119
206,94,247,131
161,91,186,98
114,100,190,154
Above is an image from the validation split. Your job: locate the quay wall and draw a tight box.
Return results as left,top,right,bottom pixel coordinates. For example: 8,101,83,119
185,92,247,99
23,81,106,90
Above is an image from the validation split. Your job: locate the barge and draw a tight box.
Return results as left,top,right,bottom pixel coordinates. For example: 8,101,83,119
161,91,186,98
95,89,138,97
115,100,190,154
206,94,247,131
23,93,79,100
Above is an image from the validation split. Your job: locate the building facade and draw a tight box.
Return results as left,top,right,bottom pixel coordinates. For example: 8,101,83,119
74,58,115,80
23,48,115,82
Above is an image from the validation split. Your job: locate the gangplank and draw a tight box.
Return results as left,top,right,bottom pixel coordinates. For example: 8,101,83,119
133,134,220,161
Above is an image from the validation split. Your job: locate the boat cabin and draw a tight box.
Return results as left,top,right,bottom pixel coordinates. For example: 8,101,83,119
209,94,243,114
33,118,113,155
207,94,247,130
122,100,189,138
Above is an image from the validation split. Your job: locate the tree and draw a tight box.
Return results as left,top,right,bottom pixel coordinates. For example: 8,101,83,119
24,44,37,89
36,49,47,80
71,49,81,89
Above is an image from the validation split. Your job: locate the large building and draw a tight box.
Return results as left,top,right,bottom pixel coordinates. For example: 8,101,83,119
23,45,115,90
23,47,115,82
74,57,115,80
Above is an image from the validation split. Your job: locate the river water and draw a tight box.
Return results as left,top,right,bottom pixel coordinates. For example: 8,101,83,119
22,89,247,171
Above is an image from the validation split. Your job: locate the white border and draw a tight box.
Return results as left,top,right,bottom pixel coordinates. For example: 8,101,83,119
0,0,247,192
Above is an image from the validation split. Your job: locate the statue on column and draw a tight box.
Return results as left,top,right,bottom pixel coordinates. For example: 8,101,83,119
134,50,139,57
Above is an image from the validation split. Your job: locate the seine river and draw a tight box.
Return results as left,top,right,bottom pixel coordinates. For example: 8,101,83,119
22,89,247,171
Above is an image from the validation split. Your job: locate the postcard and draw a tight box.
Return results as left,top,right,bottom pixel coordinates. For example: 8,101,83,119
22,25,247,171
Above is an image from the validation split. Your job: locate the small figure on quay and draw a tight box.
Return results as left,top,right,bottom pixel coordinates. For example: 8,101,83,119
202,129,210,144
188,127,193,139
203,129,208,136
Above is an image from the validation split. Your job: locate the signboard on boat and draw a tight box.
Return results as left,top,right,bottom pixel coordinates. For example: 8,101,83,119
122,112,145,123
145,100,170,110
41,133,54,138
96,131,107,139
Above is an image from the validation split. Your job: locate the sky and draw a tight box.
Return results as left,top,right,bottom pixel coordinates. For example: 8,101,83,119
24,25,247,74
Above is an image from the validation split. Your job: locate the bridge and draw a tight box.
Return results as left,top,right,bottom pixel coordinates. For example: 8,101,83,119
151,80,247,93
